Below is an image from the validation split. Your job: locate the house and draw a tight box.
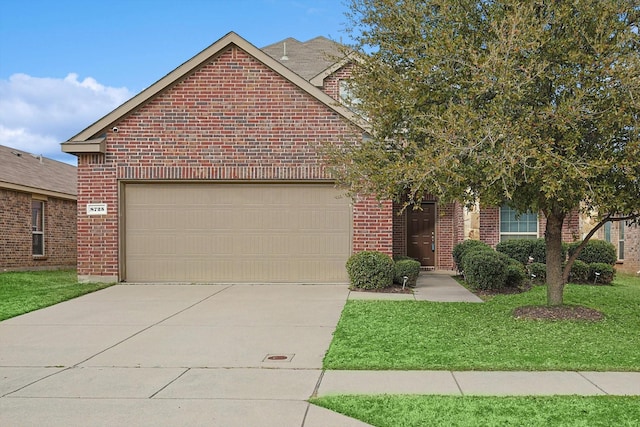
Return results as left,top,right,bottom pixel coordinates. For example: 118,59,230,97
61,32,581,284
581,215,640,275
0,145,77,271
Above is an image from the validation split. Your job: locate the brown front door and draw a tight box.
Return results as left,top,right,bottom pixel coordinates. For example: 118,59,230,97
407,203,436,267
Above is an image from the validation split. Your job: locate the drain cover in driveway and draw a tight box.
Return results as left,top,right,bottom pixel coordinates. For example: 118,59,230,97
263,354,294,362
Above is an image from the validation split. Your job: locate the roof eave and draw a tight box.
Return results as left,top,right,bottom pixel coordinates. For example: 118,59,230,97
61,137,106,155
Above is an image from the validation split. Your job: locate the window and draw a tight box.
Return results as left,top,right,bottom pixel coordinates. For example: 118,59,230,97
339,80,361,112
32,200,44,256
618,221,625,260
500,205,538,241
603,221,612,243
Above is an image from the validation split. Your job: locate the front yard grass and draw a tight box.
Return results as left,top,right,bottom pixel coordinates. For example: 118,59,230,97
0,269,114,321
323,274,640,371
311,395,640,427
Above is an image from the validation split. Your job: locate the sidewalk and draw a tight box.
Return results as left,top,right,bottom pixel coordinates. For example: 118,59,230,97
317,370,640,396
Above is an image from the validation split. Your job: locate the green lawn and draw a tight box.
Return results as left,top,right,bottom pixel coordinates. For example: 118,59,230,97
311,395,640,427
324,274,640,371
0,269,114,321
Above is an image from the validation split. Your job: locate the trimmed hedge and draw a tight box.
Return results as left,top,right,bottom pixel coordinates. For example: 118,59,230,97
496,239,537,265
568,239,617,265
394,258,421,287
504,258,527,288
462,250,508,290
569,260,590,284
346,251,394,290
452,240,493,272
589,262,615,285
527,262,547,284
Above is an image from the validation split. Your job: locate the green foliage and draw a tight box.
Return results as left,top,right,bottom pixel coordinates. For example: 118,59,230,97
589,263,615,285
346,251,394,290
0,270,113,321
496,239,537,265
312,395,640,427
451,239,492,272
393,258,421,287
335,0,640,305
527,262,547,285
325,275,640,371
504,258,526,288
462,250,508,291
569,260,590,284
569,240,617,265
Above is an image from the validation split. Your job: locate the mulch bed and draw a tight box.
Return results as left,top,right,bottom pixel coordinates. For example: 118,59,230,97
513,305,604,321
349,284,414,294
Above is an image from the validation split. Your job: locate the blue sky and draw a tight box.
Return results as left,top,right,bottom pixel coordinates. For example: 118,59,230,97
0,0,351,164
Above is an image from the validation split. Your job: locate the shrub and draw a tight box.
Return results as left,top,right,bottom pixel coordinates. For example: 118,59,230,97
589,262,615,285
568,239,617,265
527,262,547,284
452,240,493,272
569,260,590,283
504,258,527,288
529,238,568,264
496,239,537,265
462,250,508,290
346,251,394,290
394,258,421,287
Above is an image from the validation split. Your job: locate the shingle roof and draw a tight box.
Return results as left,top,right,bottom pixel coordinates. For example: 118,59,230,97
261,36,345,81
0,144,77,197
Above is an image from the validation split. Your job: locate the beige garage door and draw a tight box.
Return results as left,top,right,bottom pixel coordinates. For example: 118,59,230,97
123,183,351,283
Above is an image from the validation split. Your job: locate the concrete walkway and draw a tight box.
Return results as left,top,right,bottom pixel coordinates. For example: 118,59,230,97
348,270,483,302
1,276,638,427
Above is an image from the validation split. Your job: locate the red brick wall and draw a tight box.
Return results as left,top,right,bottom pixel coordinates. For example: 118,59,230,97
75,45,391,280
353,198,393,255
0,188,76,270
392,202,407,257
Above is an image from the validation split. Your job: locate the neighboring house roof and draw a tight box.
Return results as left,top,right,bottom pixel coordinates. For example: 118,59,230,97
62,32,365,153
261,36,346,82
0,144,77,199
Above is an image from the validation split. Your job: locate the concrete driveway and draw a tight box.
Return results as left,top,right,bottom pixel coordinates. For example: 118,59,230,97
0,284,369,427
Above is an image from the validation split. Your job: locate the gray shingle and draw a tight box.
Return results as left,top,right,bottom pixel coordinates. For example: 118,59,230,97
261,36,345,81
0,145,77,196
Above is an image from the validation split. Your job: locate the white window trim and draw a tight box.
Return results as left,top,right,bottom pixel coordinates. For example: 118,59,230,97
32,200,45,256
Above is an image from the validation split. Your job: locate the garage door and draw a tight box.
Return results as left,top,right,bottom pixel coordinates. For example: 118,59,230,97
123,183,351,283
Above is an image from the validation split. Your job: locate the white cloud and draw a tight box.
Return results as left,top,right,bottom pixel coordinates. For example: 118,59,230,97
0,73,132,163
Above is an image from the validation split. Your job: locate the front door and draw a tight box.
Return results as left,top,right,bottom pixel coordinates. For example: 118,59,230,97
407,203,436,268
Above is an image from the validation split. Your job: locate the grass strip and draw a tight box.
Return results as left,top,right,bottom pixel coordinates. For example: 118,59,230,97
311,395,640,427
0,270,114,321
324,276,640,371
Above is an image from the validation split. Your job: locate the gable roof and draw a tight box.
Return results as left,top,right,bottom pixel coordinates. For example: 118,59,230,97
0,144,77,199
62,32,365,153
261,36,346,82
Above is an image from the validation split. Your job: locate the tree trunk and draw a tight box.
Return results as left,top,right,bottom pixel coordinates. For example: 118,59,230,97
545,210,566,306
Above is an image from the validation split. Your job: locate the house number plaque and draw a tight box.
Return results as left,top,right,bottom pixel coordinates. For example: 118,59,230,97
87,203,108,215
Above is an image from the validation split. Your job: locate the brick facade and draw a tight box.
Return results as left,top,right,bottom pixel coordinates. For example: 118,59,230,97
73,44,388,281
0,188,76,270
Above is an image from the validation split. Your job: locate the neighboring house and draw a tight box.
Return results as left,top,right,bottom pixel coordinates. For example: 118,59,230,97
0,145,77,271
61,32,581,284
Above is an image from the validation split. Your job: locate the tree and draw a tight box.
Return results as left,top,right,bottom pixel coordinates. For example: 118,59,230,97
330,0,640,305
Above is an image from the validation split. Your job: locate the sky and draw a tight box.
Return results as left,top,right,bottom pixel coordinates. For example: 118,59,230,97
0,0,352,164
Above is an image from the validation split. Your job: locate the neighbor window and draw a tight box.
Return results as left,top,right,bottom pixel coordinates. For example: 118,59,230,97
618,221,625,260
500,205,538,241
32,200,44,256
